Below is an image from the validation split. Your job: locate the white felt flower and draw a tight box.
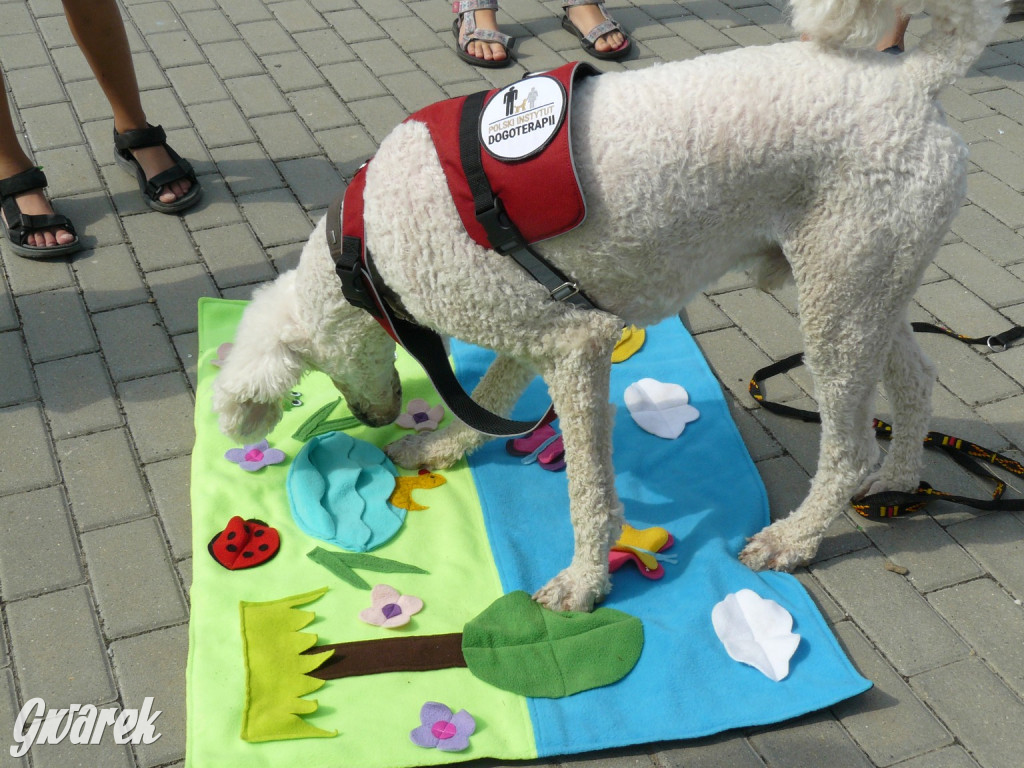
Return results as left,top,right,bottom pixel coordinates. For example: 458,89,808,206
624,379,700,439
711,589,801,681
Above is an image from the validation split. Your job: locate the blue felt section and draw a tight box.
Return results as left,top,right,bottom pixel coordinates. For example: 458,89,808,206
451,317,870,755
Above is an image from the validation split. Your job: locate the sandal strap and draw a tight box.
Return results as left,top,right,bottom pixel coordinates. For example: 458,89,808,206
455,7,511,50
579,18,620,45
1,201,76,246
453,0,498,14
113,124,168,153
562,0,607,6
0,166,47,199
144,157,196,194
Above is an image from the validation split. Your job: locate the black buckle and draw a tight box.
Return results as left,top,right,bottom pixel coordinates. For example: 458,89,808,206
476,196,523,254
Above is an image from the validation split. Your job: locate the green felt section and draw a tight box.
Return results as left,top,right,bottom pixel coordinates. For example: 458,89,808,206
462,591,644,698
239,587,335,742
186,298,537,768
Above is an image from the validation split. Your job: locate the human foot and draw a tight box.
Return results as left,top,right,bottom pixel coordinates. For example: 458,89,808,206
128,143,193,205
0,167,81,258
113,124,201,213
453,3,512,68
563,2,630,58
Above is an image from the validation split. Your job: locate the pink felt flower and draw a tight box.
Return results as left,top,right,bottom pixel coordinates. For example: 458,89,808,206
211,342,233,367
224,439,286,472
359,584,423,628
395,399,444,431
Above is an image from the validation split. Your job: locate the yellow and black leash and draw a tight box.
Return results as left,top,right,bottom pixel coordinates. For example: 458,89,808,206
749,322,1024,519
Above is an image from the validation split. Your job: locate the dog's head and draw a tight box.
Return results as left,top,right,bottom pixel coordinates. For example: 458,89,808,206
331,313,403,428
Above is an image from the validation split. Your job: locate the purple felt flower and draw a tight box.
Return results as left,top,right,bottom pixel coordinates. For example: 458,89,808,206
409,702,475,752
210,342,233,367
225,440,286,472
359,584,423,628
395,398,444,432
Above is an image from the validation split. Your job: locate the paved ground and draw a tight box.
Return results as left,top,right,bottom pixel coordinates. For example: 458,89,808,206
1,1,1024,766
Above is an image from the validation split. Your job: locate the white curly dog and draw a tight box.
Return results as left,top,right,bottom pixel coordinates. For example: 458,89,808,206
214,0,1007,611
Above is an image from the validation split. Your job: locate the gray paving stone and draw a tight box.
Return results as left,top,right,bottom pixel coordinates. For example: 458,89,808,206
173,331,200,392
57,427,151,531
144,455,193,560
28,724,135,768
977,393,1024,454
853,513,983,594
1,668,28,768
121,212,198,271
0,331,34,406
118,372,196,464
315,124,378,177
93,302,180,381
179,174,246,232
910,658,1024,768
211,142,286,197
237,18,298,55
165,63,231,106
224,74,292,118
713,288,803,359
322,7,384,42
180,8,240,44
891,746,981,768
321,59,389,102
749,713,873,768
278,156,345,211
7,65,65,111
191,222,277,288
81,517,187,638
811,548,970,676
72,243,151,312
251,111,321,159
793,570,847,624
347,93,408,142
146,28,206,69
239,187,314,248
694,327,801,406
966,171,1024,229
0,403,58,495
2,249,75,297
110,623,188,768
147,264,219,335
202,39,266,79
0,270,17,331
928,578,1024,698
948,513,1024,602
831,621,953,766
6,586,116,705
0,486,83,601
272,0,328,33
34,353,121,438
381,69,448,113
287,86,357,132
186,100,257,149
219,0,274,23
934,241,1024,307
657,733,766,767
17,286,97,363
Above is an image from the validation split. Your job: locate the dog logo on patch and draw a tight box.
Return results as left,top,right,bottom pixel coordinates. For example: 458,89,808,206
479,75,567,162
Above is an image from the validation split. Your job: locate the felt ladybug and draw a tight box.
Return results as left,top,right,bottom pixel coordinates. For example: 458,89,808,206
209,517,280,570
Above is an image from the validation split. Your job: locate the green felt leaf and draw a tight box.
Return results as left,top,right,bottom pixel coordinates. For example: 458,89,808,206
306,547,429,590
461,591,644,698
239,587,337,742
292,398,361,442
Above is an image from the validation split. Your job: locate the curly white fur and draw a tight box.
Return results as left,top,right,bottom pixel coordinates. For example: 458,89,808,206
214,0,1005,611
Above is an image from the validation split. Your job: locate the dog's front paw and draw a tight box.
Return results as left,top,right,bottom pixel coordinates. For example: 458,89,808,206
854,468,919,500
739,520,820,572
533,566,610,613
385,429,467,470
213,393,283,445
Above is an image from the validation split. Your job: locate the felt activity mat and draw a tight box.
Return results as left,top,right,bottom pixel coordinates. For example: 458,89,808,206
187,298,870,768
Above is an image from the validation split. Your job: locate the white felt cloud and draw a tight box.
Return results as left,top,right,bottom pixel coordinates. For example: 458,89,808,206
624,379,700,439
711,589,801,682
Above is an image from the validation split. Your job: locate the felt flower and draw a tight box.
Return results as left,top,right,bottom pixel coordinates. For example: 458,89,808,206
395,398,444,431
359,584,423,628
609,523,677,579
225,439,286,472
409,702,475,751
210,342,233,367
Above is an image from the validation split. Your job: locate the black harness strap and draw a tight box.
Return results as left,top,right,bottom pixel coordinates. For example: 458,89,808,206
326,167,555,437
457,89,596,309
748,323,1024,518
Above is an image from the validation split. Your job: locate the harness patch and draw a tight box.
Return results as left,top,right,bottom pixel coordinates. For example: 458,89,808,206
479,75,567,162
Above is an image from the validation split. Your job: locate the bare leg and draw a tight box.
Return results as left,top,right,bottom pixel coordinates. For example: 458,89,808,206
877,11,910,52
61,0,192,203
0,80,77,248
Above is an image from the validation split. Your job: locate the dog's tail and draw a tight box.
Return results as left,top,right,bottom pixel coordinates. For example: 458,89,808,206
212,272,306,443
791,0,1007,93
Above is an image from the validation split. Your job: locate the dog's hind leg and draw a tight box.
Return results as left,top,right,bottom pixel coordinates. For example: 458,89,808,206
386,353,538,469
856,320,935,498
740,274,894,571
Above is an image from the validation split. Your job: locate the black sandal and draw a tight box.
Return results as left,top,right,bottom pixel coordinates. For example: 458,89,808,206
113,124,202,214
0,167,82,259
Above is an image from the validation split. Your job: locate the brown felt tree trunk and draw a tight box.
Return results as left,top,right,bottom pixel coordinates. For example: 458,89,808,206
303,633,466,680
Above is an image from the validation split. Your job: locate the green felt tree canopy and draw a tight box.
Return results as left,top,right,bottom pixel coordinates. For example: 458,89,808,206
461,591,644,698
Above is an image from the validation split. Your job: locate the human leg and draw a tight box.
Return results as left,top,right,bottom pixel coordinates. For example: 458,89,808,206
0,77,80,255
877,10,910,52
61,0,200,210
